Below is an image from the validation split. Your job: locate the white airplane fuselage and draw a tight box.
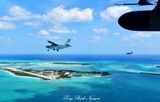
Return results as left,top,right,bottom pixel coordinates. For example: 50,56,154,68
46,39,71,51
46,44,71,51
50,45,68,50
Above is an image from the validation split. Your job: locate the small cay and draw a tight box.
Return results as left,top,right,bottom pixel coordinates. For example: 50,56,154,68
155,66,160,68
140,72,160,76
3,67,111,80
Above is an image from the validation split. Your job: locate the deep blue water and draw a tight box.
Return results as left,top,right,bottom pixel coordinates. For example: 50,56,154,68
0,54,160,63
0,54,160,102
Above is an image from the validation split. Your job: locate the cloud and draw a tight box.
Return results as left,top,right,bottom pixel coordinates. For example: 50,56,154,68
121,32,160,41
40,35,60,40
2,5,93,23
0,5,93,37
100,6,131,21
0,5,93,35
43,6,93,24
24,21,42,27
9,5,32,20
39,25,77,35
38,25,76,40
38,30,62,41
1,5,40,21
0,35,11,41
0,21,16,30
93,28,108,33
112,32,120,36
0,35,16,45
39,30,49,36
91,35,102,43
27,32,60,40
91,28,111,43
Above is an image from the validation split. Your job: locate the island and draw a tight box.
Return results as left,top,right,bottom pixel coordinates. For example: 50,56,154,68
3,67,111,80
140,72,160,76
155,65,160,68
52,62,92,66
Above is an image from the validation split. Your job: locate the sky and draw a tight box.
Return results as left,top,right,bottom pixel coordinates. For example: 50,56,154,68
0,0,159,55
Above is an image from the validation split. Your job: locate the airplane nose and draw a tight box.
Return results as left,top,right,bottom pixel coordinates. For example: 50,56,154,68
66,44,71,47
46,45,50,48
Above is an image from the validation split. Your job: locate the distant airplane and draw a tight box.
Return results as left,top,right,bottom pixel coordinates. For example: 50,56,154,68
118,0,160,31
115,0,154,6
126,52,133,55
46,39,71,52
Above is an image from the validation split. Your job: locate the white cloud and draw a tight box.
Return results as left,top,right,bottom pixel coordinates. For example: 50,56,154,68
0,36,11,41
39,26,77,35
93,28,108,33
9,6,32,19
130,32,152,39
43,6,93,24
0,5,93,35
112,32,120,36
28,32,60,40
121,32,160,41
0,21,16,30
1,5,40,21
38,25,76,40
91,35,102,43
0,35,16,45
100,6,131,21
24,21,42,27
0,5,93,36
2,5,93,24
40,35,60,40
39,30,49,36
49,26,77,34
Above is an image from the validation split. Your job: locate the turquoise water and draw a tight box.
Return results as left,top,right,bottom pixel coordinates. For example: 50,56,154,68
0,55,160,102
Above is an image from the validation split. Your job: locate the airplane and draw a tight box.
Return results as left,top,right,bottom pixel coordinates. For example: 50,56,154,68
126,52,133,55
115,0,154,6
118,0,160,31
46,39,71,52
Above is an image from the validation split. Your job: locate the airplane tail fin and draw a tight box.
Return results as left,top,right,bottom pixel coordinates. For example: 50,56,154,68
65,39,71,44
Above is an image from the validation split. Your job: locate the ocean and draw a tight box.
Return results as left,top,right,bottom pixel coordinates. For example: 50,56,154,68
0,54,160,102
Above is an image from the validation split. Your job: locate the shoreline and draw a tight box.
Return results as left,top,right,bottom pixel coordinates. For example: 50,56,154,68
2,70,43,79
4,67,55,80
3,67,111,80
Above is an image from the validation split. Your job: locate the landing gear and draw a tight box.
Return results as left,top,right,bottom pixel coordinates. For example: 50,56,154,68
57,49,59,52
47,49,49,51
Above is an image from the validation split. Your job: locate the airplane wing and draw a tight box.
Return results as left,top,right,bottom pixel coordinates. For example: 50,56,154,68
48,41,58,46
115,0,154,6
138,0,154,5
115,3,137,5
154,0,160,10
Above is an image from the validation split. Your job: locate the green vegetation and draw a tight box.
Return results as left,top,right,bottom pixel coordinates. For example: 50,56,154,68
57,71,71,79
